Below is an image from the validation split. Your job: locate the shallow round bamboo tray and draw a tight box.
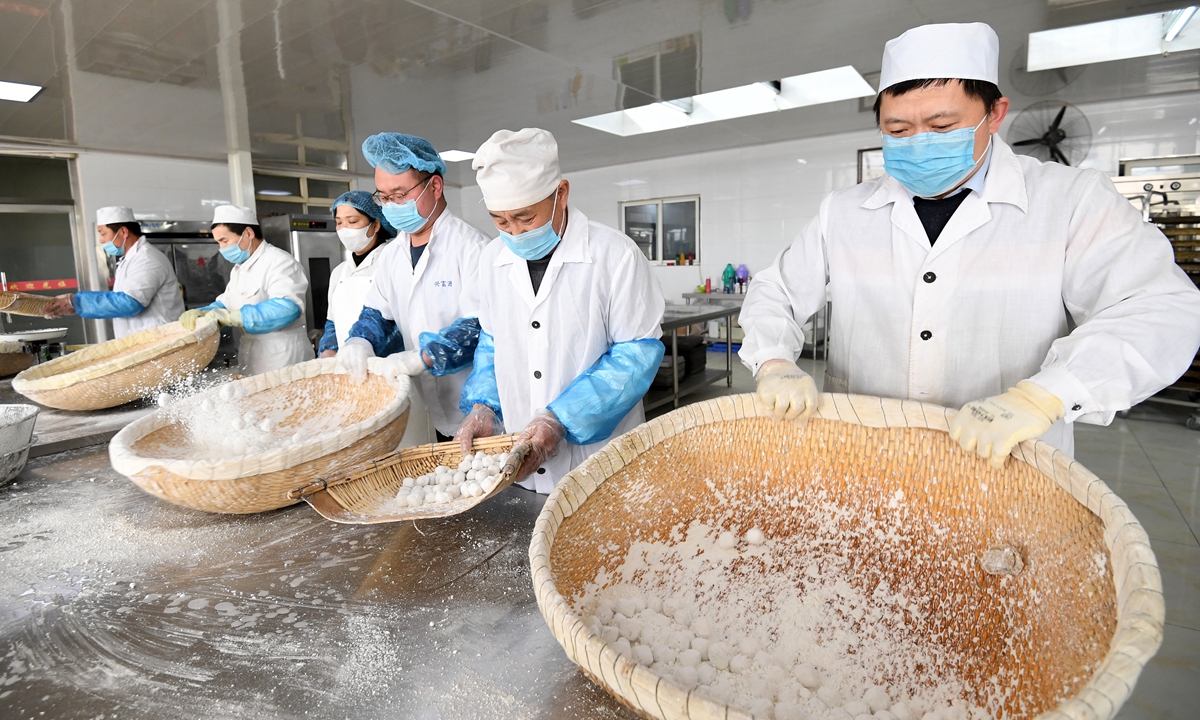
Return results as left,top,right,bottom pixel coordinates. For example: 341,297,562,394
109,358,411,514
0,290,57,317
290,434,531,524
12,320,220,410
531,393,1163,720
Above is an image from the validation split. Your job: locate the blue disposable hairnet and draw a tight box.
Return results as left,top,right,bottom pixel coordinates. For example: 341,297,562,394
331,190,397,239
362,133,447,177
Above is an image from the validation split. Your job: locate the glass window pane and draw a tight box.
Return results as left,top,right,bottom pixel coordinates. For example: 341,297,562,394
0,157,71,201
306,179,350,200
623,203,658,261
253,174,301,198
255,200,301,218
305,148,349,170
662,200,698,262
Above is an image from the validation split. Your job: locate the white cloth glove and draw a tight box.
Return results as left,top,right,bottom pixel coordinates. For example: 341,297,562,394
380,350,429,378
337,337,375,384
949,381,1065,469
755,359,819,423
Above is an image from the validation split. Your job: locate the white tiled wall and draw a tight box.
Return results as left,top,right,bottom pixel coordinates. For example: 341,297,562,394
457,91,1200,304
75,152,232,227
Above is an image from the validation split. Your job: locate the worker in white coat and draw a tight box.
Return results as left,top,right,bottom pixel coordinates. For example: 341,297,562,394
44,206,184,337
337,132,489,443
317,190,401,357
453,128,666,493
180,205,315,375
738,22,1200,467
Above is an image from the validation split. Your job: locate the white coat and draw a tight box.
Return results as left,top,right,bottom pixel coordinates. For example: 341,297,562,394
327,244,385,348
110,237,185,338
359,210,489,437
216,240,314,376
739,138,1200,455
476,207,665,494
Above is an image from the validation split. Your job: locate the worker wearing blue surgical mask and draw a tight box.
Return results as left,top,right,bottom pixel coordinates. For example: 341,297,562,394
738,21,1200,469
450,127,666,494
337,133,490,445
178,204,314,375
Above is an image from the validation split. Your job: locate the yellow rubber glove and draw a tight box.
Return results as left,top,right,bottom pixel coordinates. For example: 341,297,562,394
205,307,243,328
755,359,819,423
179,308,205,331
950,381,1065,469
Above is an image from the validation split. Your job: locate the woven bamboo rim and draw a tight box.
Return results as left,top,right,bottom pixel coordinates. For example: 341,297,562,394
109,358,412,514
530,393,1164,720
0,352,34,378
294,434,532,524
12,319,219,410
0,290,57,317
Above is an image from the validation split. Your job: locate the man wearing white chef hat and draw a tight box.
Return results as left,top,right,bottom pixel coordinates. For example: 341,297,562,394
452,128,665,493
44,206,185,338
179,204,314,375
739,22,1200,467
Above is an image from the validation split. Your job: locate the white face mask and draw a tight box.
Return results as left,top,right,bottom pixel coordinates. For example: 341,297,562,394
336,225,375,253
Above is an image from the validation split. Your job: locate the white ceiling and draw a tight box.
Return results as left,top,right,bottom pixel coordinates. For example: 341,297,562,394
0,0,1195,186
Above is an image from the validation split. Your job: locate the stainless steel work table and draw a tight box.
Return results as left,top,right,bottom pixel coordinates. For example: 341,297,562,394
645,305,739,411
0,445,636,719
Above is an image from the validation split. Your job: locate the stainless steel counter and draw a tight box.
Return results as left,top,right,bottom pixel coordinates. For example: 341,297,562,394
0,444,636,719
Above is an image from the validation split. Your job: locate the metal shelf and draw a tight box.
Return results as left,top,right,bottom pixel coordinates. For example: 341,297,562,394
644,368,731,411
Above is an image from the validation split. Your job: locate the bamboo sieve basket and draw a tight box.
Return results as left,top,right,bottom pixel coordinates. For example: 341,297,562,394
530,393,1164,720
109,358,411,514
290,434,531,524
0,290,58,317
12,320,220,411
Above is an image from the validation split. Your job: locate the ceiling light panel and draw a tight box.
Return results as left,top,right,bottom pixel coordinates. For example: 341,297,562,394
0,80,42,103
572,66,875,137
439,150,476,162
1027,8,1200,71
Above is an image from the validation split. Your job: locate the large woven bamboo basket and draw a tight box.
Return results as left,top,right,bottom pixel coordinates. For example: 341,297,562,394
531,393,1163,720
12,320,220,410
0,349,34,377
0,290,57,317
109,358,411,514
291,434,531,524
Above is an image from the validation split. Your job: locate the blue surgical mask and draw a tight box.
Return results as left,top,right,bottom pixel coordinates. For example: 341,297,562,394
499,189,562,261
382,178,432,234
220,234,252,264
102,241,124,257
881,116,989,197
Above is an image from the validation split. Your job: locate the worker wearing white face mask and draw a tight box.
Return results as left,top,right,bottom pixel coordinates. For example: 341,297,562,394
43,206,184,337
180,205,315,375
317,191,402,357
739,22,1200,467
453,128,665,493
336,133,489,443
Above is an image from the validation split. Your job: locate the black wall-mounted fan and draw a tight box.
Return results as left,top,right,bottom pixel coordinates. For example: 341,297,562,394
1007,100,1093,166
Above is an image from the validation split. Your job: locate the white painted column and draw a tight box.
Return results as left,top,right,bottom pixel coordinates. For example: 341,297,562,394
217,0,256,211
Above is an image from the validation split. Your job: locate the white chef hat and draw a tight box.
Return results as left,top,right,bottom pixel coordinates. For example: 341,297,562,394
878,23,1000,92
211,204,258,226
96,206,135,225
473,128,562,212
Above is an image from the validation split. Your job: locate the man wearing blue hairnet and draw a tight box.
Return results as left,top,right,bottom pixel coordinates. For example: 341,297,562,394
338,132,490,444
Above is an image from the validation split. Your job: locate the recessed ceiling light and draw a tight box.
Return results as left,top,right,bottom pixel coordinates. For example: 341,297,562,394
796,158,808,164
258,189,293,196
1027,7,1200,71
0,80,42,103
614,179,647,186
439,150,476,162
572,66,875,137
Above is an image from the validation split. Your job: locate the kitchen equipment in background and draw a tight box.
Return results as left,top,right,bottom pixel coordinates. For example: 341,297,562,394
1112,157,1200,428
260,215,349,338
141,221,228,310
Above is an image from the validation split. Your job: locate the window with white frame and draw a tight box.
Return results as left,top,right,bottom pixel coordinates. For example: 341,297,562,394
620,196,700,265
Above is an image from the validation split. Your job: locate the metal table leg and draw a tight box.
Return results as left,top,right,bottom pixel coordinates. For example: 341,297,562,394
726,310,733,387
671,328,679,409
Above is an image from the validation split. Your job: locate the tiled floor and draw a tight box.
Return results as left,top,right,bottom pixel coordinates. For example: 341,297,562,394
655,352,1200,720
